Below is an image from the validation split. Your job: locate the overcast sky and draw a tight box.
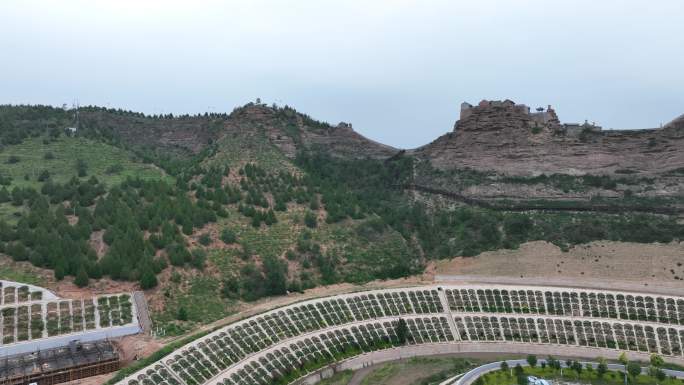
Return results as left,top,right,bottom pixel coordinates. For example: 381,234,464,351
1,1,683,148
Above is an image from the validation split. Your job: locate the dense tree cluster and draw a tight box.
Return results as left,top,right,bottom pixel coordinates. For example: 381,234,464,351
296,150,684,260
0,176,219,288
0,105,71,146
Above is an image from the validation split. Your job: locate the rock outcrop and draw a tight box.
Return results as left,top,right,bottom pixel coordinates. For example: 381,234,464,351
415,100,684,177
223,103,397,159
79,103,397,160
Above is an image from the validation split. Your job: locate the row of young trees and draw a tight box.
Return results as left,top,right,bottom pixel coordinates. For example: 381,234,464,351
489,353,670,385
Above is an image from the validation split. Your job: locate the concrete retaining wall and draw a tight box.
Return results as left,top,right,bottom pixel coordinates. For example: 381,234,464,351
1,324,141,355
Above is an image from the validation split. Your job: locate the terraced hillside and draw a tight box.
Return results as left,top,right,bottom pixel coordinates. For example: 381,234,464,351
112,284,684,385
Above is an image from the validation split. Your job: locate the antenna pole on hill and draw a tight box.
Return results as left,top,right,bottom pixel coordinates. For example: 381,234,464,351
73,100,80,131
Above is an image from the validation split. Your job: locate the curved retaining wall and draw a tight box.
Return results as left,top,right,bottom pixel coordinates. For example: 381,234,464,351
117,284,684,385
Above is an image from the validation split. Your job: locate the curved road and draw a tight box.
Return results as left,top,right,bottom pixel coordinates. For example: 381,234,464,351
447,359,684,385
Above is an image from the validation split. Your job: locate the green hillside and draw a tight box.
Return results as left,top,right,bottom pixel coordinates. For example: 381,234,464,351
1,104,684,336
0,135,170,222
0,135,169,188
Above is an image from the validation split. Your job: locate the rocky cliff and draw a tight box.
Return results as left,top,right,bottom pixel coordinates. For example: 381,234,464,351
223,104,397,159
414,100,684,177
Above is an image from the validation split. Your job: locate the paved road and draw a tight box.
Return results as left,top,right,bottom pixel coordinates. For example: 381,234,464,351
447,359,684,385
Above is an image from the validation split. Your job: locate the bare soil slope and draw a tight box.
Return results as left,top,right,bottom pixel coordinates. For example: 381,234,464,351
435,240,684,295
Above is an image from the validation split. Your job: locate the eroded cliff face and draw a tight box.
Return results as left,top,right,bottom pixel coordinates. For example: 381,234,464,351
79,103,397,160
415,102,684,177
81,100,683,177
223,104,397,159
79,111,221,155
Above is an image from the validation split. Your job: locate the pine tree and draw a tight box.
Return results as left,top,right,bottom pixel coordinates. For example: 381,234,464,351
139,268,158,289
54,262,66,280
177,306,188,321
0,187,10,203
220,228,236,244
74,267,89,287
395,318,408,344
304,211,317,228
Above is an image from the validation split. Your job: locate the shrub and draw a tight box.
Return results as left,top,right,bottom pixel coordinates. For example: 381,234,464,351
6,155,19,164
190,249,206,270
170,271,182,283
220,228,236,244
139,269,158,289
304,211,317,228
74,267,89,287
176,307,188,321
76,159,87,177
198,233,211,246
37,169,50,182
105,164,124,174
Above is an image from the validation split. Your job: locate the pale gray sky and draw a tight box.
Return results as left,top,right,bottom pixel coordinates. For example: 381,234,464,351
1,0,683,148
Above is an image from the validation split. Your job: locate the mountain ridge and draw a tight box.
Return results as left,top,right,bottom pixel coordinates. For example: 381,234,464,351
8,101,683,176
3,100,684,210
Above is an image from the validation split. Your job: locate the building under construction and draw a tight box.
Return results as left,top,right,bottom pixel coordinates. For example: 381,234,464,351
0,340,120,385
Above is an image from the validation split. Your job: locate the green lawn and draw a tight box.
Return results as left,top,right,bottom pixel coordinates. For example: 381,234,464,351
481,366,683,385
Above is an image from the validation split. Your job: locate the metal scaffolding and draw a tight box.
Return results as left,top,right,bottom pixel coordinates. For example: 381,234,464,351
0,340,120,385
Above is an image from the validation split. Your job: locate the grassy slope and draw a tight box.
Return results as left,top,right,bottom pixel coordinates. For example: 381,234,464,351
0,264,41,285
153,198,414,336
317,357,473,385
204,128,294,172
0,135,170,188
0,135,170,221
150,132,414,335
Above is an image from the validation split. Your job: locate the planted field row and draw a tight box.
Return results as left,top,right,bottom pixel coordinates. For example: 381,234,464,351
0,293,135,345
125,316,453,385
98,294,135,328
454,314,684,356
446,288,684,324
0,283,44,305
115,285,684,385
214,317,453,385
117,288,445,385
